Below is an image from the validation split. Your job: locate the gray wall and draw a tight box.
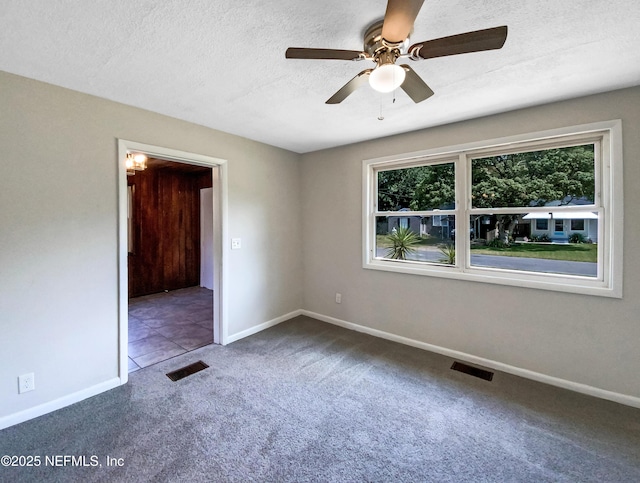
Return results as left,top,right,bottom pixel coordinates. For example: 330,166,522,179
301,86,640,401
1,68,638,426
0,71,303,421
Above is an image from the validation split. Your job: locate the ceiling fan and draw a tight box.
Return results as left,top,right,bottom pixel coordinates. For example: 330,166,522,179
285,0,508,104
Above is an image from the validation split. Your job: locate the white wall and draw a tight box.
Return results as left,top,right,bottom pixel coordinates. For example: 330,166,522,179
0,71,303,423
200,187,214,290
301,86,640,402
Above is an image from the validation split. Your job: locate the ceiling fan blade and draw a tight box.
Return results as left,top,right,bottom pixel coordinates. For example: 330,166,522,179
382,0,425,44
326,69,373,104
399,65,434,103
409,26,508,60
286,48,365,61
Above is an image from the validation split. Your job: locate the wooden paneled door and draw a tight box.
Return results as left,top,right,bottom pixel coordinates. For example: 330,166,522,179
128,160,212,298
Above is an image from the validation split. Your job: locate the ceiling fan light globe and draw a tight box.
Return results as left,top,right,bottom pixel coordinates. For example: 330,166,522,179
369,64,406,93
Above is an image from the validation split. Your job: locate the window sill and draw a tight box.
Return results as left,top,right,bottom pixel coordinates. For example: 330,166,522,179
364,258,621,298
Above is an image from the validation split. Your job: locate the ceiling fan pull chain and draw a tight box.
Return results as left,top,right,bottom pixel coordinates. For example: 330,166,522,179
378,101,384,121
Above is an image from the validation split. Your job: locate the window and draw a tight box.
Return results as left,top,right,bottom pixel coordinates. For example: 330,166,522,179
571,219,585,231
363,120,623,297
554,219,565,233
374,160,455,265
535,219,548,231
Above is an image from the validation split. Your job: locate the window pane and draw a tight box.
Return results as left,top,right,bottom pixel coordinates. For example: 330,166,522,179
471,144,595,209
571,219,585,231
375,216,455,265
536,219,548,231
377,163,455,211
469,213,598,277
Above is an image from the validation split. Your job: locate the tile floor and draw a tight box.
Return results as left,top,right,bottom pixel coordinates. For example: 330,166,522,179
128,286,214,372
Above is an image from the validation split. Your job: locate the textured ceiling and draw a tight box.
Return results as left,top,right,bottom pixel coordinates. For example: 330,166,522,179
1,1,639,153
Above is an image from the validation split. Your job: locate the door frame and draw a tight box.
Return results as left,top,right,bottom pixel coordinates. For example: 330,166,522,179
117,139,229,383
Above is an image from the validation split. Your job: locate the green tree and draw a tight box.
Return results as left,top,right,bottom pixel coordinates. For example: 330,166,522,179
471,145,594,243
377,163,455,212
377,145,594,245
411,164,455,211
377,168,421,211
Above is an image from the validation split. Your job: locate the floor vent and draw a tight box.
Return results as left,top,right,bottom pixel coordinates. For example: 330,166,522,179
166,361,209,381
451,361,494,381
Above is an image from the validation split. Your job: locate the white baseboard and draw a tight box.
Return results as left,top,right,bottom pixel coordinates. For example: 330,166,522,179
302,310,640,409
0,377,122,431
1,310,302,430
225,309,303,344
4,308,637,431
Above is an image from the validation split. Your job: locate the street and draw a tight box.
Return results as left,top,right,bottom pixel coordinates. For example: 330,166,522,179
375,247,597,277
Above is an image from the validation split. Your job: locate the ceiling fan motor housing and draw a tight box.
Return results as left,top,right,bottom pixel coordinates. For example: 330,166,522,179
363,20,409,63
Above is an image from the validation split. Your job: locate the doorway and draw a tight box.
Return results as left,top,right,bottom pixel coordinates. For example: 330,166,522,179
117,140,228,383
127,158,212,371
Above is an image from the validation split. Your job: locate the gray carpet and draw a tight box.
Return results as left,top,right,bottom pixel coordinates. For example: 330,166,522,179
1,316,639,482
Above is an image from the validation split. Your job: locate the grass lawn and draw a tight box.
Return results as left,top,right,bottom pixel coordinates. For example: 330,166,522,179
471,242,597,263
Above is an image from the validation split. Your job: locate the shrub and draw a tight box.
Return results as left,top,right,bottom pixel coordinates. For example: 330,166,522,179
438,244,455,265
486,239,508,248
569,232,586,244
385,227,419,260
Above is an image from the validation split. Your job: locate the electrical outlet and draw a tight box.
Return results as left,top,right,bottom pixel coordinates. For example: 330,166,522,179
335,293,342,304
18,373,35,394
231,238,242,250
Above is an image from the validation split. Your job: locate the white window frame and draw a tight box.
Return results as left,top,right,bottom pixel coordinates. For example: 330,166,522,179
362,120,623,298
